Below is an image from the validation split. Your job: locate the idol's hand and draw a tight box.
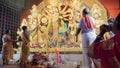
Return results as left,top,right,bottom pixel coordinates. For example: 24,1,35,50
37,23,40,26
36,22,41,27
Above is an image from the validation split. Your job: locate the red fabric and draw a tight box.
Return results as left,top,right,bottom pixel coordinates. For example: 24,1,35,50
94,32,120,68
94,42,115,58
56,50,60,65
94,42,101,59
82,15,95,30
114,31,120,63
94,40,116,68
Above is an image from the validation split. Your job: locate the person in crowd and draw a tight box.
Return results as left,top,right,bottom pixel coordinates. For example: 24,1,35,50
107,18,115,37
20,24,39,68
102,18,115,40
88,13,120,68
2,29,14,65
88,24,110,68
75,8,96,68
95,24,110,43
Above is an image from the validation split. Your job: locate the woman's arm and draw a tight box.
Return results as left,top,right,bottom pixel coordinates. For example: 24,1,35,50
104,32,110,40
75,28,81,42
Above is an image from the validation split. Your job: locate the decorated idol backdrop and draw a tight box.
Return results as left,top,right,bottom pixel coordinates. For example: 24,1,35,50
17,0,107,52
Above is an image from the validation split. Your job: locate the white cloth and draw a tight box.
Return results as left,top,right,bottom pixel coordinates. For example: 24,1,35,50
78,17,96,68
109,31,115,38
82,32,96,68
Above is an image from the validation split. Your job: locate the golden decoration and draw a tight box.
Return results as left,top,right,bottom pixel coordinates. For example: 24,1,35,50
18,0,108,52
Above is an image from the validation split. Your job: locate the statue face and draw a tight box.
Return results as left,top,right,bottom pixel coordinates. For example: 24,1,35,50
94,13,100,19
41,17,47,23
41,16,48,26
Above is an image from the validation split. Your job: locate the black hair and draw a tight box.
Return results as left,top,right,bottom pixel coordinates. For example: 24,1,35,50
115,13,120,30
108,18,115,23
22,26,27,31
100,24,109,33
83,8,90,15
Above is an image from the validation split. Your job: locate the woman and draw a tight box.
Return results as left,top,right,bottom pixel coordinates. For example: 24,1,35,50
88,24,110,68
88,13,120,68
20,24,39,68
20,26,31,68
2,29,14,65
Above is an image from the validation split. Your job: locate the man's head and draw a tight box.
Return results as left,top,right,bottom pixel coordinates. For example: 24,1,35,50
108,18,115,25
82,8,90,15
22,26,27,31
107,18,115,31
